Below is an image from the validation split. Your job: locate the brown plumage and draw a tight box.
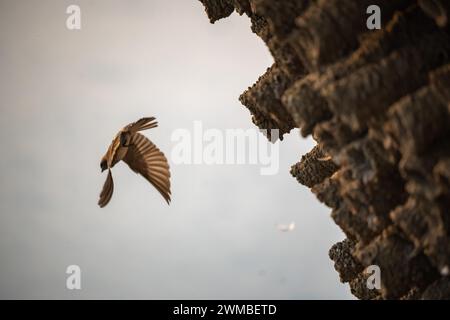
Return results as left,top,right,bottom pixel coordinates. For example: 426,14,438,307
98,117,171,207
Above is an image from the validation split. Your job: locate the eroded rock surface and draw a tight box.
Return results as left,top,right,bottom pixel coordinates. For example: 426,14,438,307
199,0,450,299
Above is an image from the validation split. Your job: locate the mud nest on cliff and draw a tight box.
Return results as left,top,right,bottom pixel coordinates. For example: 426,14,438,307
199,0,450,299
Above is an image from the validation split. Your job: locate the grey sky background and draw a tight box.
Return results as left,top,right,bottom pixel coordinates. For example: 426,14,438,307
0,0,353,299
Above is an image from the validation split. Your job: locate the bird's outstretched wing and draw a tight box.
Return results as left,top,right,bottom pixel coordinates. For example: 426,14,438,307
123,117,158,134
123,133,171,204
98,169,114,208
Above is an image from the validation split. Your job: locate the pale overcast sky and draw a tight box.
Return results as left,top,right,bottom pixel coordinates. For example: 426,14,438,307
0,0,352,299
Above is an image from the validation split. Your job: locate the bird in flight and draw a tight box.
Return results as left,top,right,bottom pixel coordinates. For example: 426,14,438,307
98,117,171,207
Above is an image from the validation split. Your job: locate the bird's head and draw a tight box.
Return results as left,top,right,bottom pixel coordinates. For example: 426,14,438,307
100,159,108,172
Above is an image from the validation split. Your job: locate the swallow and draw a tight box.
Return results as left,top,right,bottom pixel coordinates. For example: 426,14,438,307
98,117,171,207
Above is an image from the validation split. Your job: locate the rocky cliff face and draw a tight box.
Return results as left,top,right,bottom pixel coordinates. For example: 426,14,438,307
199,0,450,299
